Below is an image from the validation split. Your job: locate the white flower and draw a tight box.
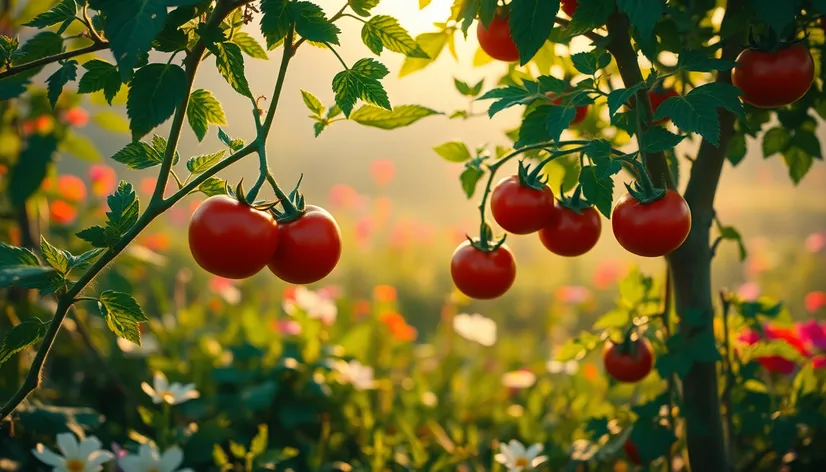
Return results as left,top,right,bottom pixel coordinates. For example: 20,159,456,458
119,443,192,472
547,360,579,375
32,432,114,472
334,360,375,390
283,287,337,324
141,372,199,405
453,313,497,346
118,334,160,357
494,440,548,471
502,370,536,389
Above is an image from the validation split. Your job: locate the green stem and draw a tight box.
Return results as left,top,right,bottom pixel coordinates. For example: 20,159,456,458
324,42,348,69
341,13,368,23
720,291,737,466
0,41,110,80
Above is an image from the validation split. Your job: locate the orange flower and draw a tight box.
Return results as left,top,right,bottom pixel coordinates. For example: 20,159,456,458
88,165,117,197
353,299,372,319
49,200,77,225
35,115,54,134
369,159,395,186
581,363,599,382
62,107,89,127
380,312,417,341
373,285,397,302
56,175,87,202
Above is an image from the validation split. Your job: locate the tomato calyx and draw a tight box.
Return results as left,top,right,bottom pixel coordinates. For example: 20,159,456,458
516,160,549,191
623,157,667,204
272,174,307,223
467,222,507,253
228,179,280,212
615,323,642,356
745,28,806,54
556,185,592,214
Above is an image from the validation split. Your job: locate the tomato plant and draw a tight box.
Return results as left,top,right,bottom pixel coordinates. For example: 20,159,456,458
490,174,556,235
732,43,815,108
268,205,342,285
612,190,691,258
450,241,516,300
476,15,519,63
648,88,679,124
188,195,279,279
538,205,601,257
547,92,589,125
603,338,654,383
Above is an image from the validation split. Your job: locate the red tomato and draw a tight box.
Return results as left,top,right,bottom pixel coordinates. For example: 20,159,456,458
547,93,589,125
624,439,642,465
561,0,579,17
450,241,516,299
732,43,814,108
538,205,601,257
490,175,556,235
603,338,654,383
611,189,691,257
268,205,342,284
477,15,519,62
189,196,280,279
648,88,679,124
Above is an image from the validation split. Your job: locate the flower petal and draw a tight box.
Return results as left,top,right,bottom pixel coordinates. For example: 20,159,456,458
118,455,143,472
499,443,515,462
153,371,169,392
56,432,80,458
531,455,549,467
84,450,115,471
32,444,66,467
141,382,156,398
508,439,526,457
159,446,184,471
78,436,103,459
525,443,543,459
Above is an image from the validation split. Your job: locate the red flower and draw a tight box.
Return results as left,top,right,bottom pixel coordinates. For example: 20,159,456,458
49,200,77,225
796,320,826,351
89,165,117,197
62,107,89,127
805,291,826,313
739,324,810,375
56,175,87,202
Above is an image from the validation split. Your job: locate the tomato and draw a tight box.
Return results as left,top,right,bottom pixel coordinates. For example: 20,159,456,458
189,195,279,279
547,93,589,125
477,15,519,62
611,189,691,257
561,0,578,17
538,205,601,257
603,338,654,383
624,439,642,465
648,88,679,124
732,43,814,108
490,175,556,235
450,241,516,299
268,205,342,284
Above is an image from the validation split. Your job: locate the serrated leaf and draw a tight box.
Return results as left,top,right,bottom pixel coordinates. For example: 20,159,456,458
69,248,106,271
677,49,738,72
127,63,187,139
0,243,39,267
78,182,139,248
186,150,226,173
727,134,747,166
40,236,70,274
45,60,78,108
652,82,744,146
199,177,229,196
617,0,664,40
187,89,227,142
213,42,252,98
290,1,341,44
579,165,614,218
789,130,822,159
571,50,610,75
301,90,325,116
399,32,448,77
0,266,60,294
585,139,622,178
477,84,539,117
24,0,77,29
332,58,390,117
260,0,291,48
99,290,148,345
111,142,164,170
454,78,484,97
460,166,485,198
350,104,440,129
655,351,694,379
75,226,109,248
0,319,47,365
232,31,268,60
642,127,685,153
748,0,795,34
762,127,790,157
77,59,122,105
361,15,428,58
9,134,58,207
546,105,576,142
568,0,615,34
607,85,642,117
12,31,63,72
218,128,245,151
783,147,814,185
509,0,559,66
434,141,471,162
515,105,552,148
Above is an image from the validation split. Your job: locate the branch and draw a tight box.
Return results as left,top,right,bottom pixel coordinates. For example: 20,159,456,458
0,41,110,81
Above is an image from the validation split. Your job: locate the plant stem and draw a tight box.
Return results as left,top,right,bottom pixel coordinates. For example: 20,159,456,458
324,42,348,69
0,42,110,80
662,270,675,472
720,291,737,466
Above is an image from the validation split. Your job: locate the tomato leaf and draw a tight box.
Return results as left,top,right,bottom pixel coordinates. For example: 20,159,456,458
77,182,139,248
686,331,722,362
630,423,677,463
199,177,229,197
546,105,577,142
0,318,47,365
111,141,164,170
98,290,148,346
24,0,77,30
782,147,814,185
515,105,552,148
568,0,615,34
399,32,448,77
478,0,498,28
127,63,187,140
748,0,796,34
259,0,291,49
676,49,738,72
434,141,472,162
616,0,664,41
350,104,440,129
762,127,790,158
789,129,822,159
362,15,428,58
351,0,380,17
187,89,228,142
0,243,40,267
77,59,122,105
571,50,611,75
454,78,484,97
301,90,325,117
579,165,614,218
231,32,269,60
332,58,390,117
477,84,541,117
607,84,642,118
586,139,622,178
508,0,560,66
8,135,58,207
727,134,747,166
460,166,485,198
290,1,341,45
187,150,226,174
45,60,77,108
218,128,245,152
652,82,744,146
212,42,252,98
642,127,685,153
40,236,70,275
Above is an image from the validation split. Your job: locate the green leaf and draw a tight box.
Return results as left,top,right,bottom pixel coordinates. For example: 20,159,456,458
579,165,614,218
361,15,428,58
478,84,540,117
218,128,245,152
642,127,685,153
783,147,814,185
478,0,498,27
0,319,47,365
571,50,611,75
187,89,227,142
46,60,78,108
515,105,552,148
630,423,677,463
508,0,559,65
229,441,247,459
88,0,198,78
150,135,180,166
301,90,325,116
0,35,18,64
727,134,747,166
434,141,471,162
77,59,122,105
607,85,642,117
25,0,77,30
677,49,738,72
0,243,39,267
460,166,485,198
199,177,228,196
213,42,252,98
232,31,269,60
69,248,106,271
652,82,744,146
568,0,615,34
616,0,664,40
719,224,748,260
9,134,58,207
593,309,631,330
13,32,63,69
259,0,291,48
332,58,390,117
686,331,722,362
290,1,341,44
789,130,822,159
351,0,380,16
586,139,622,178
187,150,226,174
0,266,61,294
546,105,576,142
99,290,148,345
40,236,70,275
454,78,484,97
0,76,30,100
213,445,229,467
762,127,790,157
249,424,269,456
350,104,440,129
399,32,448,77
111,141,164,170
77,181,139,248
127,63,188,139
655,351,694,379
748,0,795,33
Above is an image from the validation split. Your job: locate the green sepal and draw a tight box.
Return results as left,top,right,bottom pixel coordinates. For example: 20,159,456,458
624,180,667,205
517,160,548,191
556,185,593,214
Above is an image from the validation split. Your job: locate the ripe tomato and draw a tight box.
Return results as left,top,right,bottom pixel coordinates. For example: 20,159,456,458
611,189,691,257
603,338,654,383
477,15,519,62
490,175,556,235
561,0,578,17
624,439,642,465
547,92,589,125
450,241,516,299
732,43,814,108
538,205,601,257
648,88,679,124
268,205,342,284
188,195,279,279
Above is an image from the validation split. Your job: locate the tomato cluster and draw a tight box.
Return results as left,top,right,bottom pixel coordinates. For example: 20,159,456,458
188,196,341,284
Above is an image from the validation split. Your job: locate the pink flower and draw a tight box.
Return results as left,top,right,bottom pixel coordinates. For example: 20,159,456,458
275,319,302,336
592,259,624,289
209,276,241,305
737,282,761,302
739,324,810,375
797,320,826,351
812,355,826,370
555,285,592,304
89,164,117,197
62,107,89,127
805,232,825,253
805,291,826,313
355,216,374,247
328,184,358,209
317,285,342,299
369,159,396,186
